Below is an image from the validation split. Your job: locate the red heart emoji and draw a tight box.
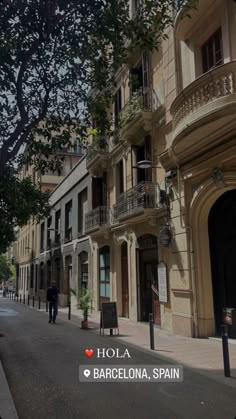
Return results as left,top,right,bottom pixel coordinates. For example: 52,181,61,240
85,349,94,358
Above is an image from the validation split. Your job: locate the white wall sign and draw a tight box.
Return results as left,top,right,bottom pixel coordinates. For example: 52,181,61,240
158,262,168,303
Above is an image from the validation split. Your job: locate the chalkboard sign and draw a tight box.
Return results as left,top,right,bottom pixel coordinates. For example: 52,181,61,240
100,302,119,335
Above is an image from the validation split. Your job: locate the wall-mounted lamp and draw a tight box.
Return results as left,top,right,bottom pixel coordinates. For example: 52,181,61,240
133,160,163,169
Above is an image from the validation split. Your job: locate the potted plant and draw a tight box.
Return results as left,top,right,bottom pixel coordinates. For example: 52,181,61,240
78,288,92,329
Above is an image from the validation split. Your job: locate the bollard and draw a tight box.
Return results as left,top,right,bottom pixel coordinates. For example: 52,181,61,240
38,297,41,310
221,324,231,377
17,294,18,302
110,329,113,336
149,313,155,350
32,296,35,307
23,294,25,304
20,294,22,303
68,301,71,320
46,300,48,312
28,295,30,305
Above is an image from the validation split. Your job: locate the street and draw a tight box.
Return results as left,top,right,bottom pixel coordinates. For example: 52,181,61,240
0,297,236,419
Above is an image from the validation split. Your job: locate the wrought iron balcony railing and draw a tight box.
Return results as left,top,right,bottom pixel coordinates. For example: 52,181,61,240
85,206,111,233
118,87,160,129
86,137,109,163
113,181,161,220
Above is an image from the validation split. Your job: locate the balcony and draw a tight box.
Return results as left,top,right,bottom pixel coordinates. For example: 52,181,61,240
170,61,236,163
113,181,165,222
85,207,111,234
86,137,109,175
118,88,163,143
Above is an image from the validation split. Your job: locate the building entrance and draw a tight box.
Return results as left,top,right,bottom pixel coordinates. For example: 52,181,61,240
208,190,236,334
138,235,160,325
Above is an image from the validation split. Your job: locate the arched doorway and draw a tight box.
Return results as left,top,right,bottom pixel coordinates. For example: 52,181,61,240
209,189,236,334
137,234,160,325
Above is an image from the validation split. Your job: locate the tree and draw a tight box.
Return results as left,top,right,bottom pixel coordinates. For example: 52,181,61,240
0,0,197,252
0,255,12,282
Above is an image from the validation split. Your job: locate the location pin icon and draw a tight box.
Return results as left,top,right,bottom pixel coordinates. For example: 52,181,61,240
83,369,91,378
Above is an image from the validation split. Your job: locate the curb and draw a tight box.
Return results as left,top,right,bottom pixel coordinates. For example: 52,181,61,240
0,361,19,419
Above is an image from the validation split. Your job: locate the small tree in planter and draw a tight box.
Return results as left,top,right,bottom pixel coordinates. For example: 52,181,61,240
79,288,92,329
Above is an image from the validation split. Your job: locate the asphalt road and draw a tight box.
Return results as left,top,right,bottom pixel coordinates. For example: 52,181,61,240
0,297,236,419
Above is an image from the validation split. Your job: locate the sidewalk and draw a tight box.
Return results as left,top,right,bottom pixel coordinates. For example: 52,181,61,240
0,361,19,419
52,303,236,380
13,298,236,384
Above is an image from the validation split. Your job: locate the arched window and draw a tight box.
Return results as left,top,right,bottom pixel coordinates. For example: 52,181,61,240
99,246,110,305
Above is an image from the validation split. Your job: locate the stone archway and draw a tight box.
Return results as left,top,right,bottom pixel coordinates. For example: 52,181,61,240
189,173,236,337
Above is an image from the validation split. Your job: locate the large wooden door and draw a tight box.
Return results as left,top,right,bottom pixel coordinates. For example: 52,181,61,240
121,243,129,318
141,262,160,325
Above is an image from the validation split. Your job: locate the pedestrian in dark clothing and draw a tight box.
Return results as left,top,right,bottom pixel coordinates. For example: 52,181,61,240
47,280,59,324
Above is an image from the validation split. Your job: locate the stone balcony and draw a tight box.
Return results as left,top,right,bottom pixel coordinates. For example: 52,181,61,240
113,181,166,223
170,61,236,163
85,206,111,235
118,87,163,144
86,137,109,175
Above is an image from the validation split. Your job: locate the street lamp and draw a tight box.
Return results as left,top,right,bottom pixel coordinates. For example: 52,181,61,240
134,160,163,170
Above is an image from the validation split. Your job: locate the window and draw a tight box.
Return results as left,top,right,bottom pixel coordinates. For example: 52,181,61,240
116,160,124,197
78,189,88,235
99,246,110,305
65,200,72,242
202,28,223,74
132,136,152,186
47,216,52,249
40,223,45,252
114,87,122,127
79,252,88,289
55,210,61,244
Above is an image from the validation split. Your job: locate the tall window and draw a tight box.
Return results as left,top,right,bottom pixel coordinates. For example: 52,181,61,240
78,188,88,235
55,210,61,244
65,200,72,242
99,246,110,305
40,223,45,252
79,252,88,289
202,28,223,74
116,160,124,197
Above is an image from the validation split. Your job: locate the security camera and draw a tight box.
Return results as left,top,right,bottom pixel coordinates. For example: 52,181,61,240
165,168,177,180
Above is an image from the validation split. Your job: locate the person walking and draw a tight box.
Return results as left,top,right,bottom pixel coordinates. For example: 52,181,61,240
47,280,59,324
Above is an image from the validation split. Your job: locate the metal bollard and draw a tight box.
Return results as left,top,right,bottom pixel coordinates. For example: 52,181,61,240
68,301,71,320
23,294,25,304
27,295,30,305
110,329,113,336
221,325,231,377
17,294,18,302
46,301,48,312
20,294,22,303
38,297,41,310
149,313,155,350
32,296,35,307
